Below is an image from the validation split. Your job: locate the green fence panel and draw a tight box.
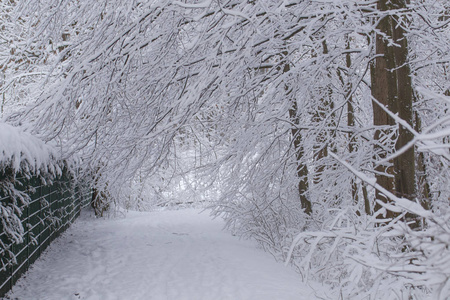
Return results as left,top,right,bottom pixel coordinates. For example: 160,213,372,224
0,170,92,297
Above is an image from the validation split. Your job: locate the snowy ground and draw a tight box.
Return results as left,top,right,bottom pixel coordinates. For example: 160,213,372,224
5,209,326,300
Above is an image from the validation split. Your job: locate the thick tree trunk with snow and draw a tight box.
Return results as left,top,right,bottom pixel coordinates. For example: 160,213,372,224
372,0,416,219
371,5,395,218
390,0,416,202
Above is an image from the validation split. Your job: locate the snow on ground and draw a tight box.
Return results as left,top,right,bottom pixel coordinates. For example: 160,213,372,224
5,209,326,300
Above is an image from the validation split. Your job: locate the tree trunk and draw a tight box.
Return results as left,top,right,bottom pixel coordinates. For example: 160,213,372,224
371,3,396,219
390,1,416,201
313,40,334,185
344,38,360,209
284,62,312,215
372,0,416,220
289,103,312,215
414,108,430,210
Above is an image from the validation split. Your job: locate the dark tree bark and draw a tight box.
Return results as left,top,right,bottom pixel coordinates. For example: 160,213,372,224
284,62,312,215
372,0,417,220
311,40,336,187
414,102,431,211
344,38,360,209
289,102,312,215
371,3,396,219
390,0,416,201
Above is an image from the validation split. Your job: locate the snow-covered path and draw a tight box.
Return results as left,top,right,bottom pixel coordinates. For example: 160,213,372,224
6,209,321,300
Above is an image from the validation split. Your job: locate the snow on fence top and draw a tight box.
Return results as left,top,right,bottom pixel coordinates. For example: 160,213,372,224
0,122,59,175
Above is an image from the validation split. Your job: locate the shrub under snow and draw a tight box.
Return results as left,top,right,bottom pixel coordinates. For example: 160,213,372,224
0,122,63,265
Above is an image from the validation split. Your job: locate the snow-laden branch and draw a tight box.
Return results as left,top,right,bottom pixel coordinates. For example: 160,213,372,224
372,96,450,163
173,0,212,9
329,151,448,230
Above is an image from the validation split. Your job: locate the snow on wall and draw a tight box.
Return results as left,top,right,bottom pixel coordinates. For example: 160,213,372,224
0,122,59,175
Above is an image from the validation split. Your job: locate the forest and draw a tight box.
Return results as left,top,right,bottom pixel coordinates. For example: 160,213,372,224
1,0,449,298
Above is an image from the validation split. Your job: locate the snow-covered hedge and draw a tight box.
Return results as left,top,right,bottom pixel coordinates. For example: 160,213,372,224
0,122,62,256
0,122,60,175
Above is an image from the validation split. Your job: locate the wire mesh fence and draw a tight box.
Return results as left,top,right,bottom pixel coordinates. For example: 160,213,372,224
0,170,92,297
